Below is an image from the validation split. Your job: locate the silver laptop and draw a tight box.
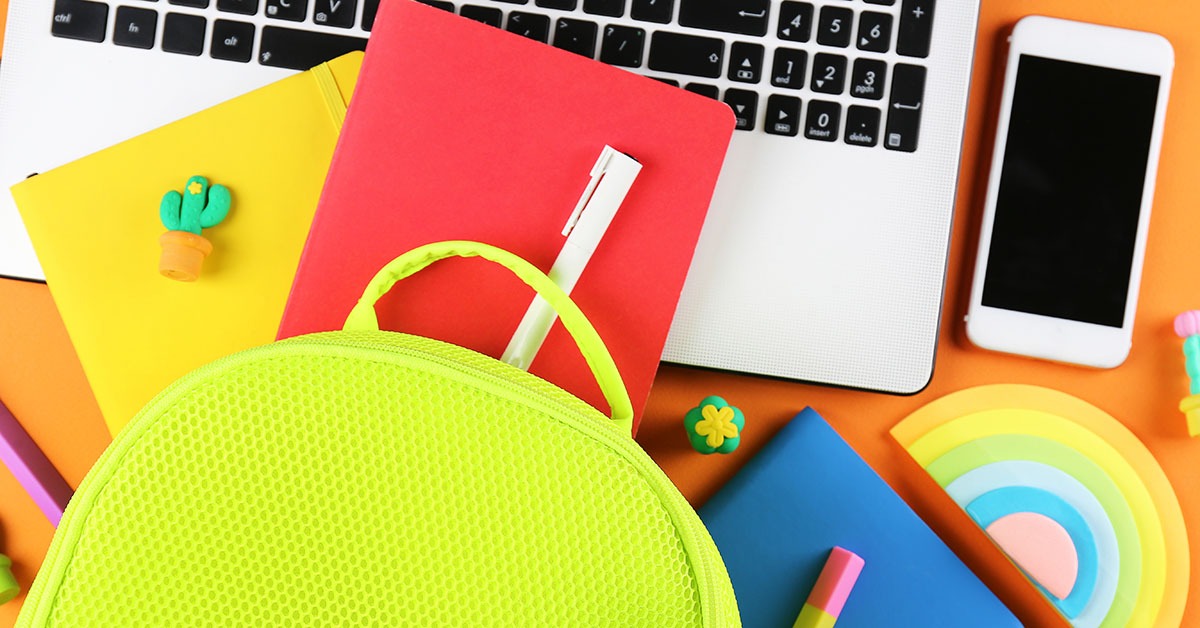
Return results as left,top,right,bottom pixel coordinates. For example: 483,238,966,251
0,0,979,394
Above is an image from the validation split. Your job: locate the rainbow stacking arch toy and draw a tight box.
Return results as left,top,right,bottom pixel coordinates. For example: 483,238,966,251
892,385,1188,628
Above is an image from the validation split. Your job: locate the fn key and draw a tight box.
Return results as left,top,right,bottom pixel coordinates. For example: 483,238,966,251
258,25,366,70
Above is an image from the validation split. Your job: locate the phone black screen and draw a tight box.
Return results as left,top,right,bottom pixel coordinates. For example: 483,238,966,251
981,54,1160,328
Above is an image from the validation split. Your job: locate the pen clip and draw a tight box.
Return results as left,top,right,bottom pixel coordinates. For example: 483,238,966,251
562,146,619,237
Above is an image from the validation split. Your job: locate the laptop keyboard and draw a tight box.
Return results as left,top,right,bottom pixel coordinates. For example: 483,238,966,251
49,0,933,151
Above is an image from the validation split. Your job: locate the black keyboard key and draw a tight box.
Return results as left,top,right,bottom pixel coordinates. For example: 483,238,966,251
685,83,718,99
417,0,454,9
652,77,679,86
815,5,851,47
265,0,305,20
723,88,757,130
51,0,109,42
460,4,502,26
770,48,806,89
865,0,895,4
210,18,253,61
217,0,258,14
765,94,800,136
728,42,763,83
776,1,811,42
113,6,156,48
361,0,379,29
314,0,357,27
630,0,671,24
493,0,527,4
162,12,205,55
169,0,208,7
897,0,933,58
810,53,846,94
583,0,622,16
884,63,925,151
553,18,597,57
805,100,840,141
678,0,768,37
857,11,891,52
536,0,575,8
845,105,880,146
648,31,722,78
258,25,366,69
850,58,886,99
600,25,645,67
507,11,550,42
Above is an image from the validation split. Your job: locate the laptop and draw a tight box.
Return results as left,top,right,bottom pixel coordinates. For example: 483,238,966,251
0,0,979,394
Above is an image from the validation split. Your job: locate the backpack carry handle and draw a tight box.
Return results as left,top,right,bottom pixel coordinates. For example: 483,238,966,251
343,241,635,434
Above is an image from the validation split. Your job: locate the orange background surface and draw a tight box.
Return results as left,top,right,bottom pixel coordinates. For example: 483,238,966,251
1,1,1198,626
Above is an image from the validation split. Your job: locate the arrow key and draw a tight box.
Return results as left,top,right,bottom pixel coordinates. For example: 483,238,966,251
723,88,757,131
776,2,813,42
765,94,801,137
857,11,891,53
728,42,764,84
314,0,356,28
810,53,846,94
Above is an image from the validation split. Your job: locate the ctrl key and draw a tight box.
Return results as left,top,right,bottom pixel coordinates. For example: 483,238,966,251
52,0,110,43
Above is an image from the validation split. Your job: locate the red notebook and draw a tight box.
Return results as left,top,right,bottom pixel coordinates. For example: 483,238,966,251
278,0,734,433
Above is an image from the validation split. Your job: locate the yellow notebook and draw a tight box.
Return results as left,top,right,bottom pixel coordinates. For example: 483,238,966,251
13,52,362,436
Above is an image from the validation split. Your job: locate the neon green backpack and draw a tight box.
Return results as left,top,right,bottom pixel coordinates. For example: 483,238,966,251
17,242,740,627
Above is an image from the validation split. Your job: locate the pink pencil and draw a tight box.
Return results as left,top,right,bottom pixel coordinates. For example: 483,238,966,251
0,399,72,526
793,547,865,628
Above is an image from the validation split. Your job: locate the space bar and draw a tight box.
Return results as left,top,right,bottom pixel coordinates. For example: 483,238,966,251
258,26,367,70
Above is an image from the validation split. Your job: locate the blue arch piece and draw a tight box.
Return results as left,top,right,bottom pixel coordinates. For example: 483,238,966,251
967,486,1098,620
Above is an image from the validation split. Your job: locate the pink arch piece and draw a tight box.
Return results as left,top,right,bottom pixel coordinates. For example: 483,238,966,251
985,511,1078,600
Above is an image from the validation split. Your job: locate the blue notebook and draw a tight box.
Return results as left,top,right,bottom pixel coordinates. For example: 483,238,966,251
699,408,1021,627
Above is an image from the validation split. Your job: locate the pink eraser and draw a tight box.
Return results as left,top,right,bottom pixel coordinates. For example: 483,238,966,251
805,546,865,618
0,400,72,526
1175,310,1200,338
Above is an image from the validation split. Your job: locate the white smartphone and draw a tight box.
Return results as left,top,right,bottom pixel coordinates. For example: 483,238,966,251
966,16,1174,368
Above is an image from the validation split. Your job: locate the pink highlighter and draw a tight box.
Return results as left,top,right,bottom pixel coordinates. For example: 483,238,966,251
793,547,865,628
0,399,72,526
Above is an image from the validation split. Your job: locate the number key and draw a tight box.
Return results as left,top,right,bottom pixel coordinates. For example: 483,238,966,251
771,48,806,90
816,5,852,48
631,0,671,23
850,58,886,100
857,11,891,52
776,1,812,42
600,25,645,67
810,53,846,94
507,11,551,42
805,100,840,141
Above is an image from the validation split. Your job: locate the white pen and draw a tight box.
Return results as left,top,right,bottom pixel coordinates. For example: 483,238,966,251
502,145,642,370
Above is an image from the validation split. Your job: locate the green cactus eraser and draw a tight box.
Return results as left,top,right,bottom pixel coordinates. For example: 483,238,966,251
684,396,744,455
0,554,18,604
159,175,231,236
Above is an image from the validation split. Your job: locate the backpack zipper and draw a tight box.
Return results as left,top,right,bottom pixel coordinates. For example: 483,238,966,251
18,333,722,627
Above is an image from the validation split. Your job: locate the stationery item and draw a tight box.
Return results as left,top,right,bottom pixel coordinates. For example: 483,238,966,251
793,547,864,628
11,53,362,436
892,385,1189,628
158,175,232,281
699,407,1020,628
17,242,740,627
0,399,71,526
0,552,16,604
1173,310,1200,435
502,146,641,371
277,0,735,434
684,396,743,455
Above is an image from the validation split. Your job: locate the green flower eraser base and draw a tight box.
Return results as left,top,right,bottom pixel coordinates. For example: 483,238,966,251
685,396,744,454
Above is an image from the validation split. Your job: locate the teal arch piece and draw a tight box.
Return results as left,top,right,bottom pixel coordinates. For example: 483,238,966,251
967,486,1099,620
